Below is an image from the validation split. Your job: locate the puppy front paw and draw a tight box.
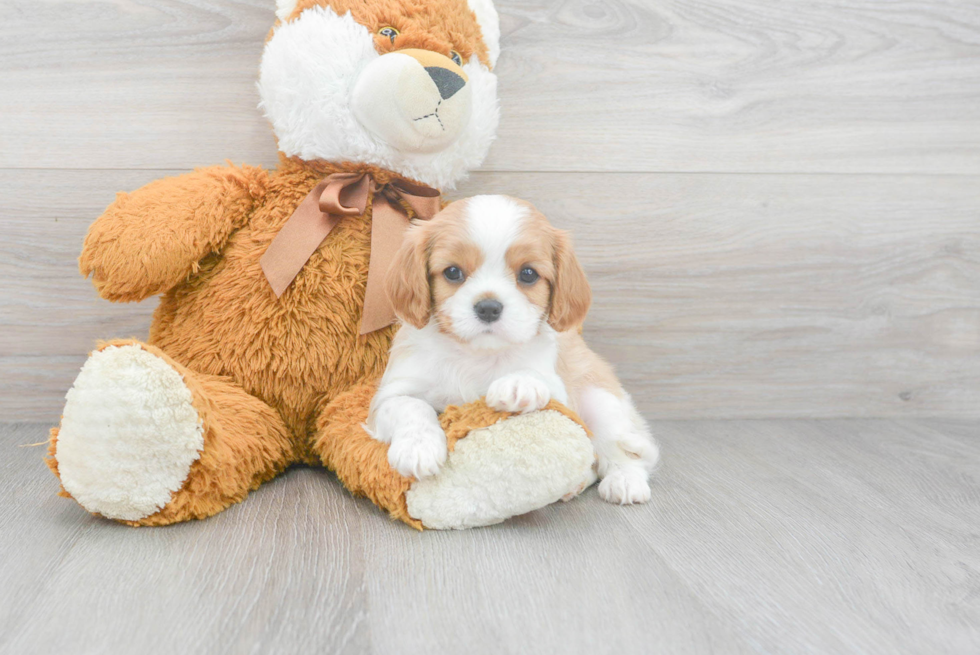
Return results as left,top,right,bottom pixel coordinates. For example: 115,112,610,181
598,465,652,505
486,374,551,414
387,425,448,479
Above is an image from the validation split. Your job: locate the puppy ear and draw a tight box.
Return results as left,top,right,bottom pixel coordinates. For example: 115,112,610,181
548,229,592,332
385,223,432,329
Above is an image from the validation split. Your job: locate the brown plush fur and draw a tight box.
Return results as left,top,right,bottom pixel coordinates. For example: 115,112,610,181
49,156,398,523
46,0,585,529
47,157,589,527
310,383,420,527
48,339,296,525
311,381,590,530
79,166,269,303
146,157,401,447
279,0,492,69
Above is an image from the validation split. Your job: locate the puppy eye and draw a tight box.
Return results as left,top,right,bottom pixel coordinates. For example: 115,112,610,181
450,50,463,66
443,266,465,282
378,26,399,44
518,267,539,284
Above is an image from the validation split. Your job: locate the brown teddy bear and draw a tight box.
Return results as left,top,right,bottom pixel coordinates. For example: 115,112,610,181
45,0,596,530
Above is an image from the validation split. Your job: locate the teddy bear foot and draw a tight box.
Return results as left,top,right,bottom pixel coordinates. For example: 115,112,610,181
405,410,597,530
55,344,205,521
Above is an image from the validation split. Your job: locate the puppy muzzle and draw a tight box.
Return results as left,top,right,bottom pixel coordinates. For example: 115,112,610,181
351,49,472,154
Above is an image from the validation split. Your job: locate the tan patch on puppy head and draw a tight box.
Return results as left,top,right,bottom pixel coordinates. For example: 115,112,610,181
388,195,593,337
385,198,479,332
280,0,492,69
505,213,554,316
502,200,592,332
385,220,432,329
548,227,592,331
425,200,482,338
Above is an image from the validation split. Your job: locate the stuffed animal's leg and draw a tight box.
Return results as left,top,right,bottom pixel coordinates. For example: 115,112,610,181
576,386,660,505
47,339,293,526
309,383,421,528
310,382,596,530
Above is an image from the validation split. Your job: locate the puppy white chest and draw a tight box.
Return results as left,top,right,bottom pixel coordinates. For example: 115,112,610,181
423,332,560,411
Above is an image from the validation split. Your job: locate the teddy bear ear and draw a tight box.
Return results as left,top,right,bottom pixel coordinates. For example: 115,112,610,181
467,0,501,68
275,0,299,22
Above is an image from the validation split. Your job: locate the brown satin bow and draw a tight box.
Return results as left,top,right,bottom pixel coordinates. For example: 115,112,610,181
260,172,441,334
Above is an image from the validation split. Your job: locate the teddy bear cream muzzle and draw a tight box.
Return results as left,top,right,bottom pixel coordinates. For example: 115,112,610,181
351,49,472,154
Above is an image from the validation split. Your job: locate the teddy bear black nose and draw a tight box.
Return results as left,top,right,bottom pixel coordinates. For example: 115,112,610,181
425,66,466,100
474,299,503,324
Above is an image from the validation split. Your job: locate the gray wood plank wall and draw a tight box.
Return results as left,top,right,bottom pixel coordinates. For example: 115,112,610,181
2,0,979,422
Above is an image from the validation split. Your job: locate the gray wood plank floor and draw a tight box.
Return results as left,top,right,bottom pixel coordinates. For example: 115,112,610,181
2,1,979,651
2,419,978,655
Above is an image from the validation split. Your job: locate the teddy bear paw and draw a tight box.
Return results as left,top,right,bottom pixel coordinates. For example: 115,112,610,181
405,410,595,529
55,345,204,521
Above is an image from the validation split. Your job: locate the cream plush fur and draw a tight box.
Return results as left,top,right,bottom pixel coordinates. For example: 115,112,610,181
258,6,499,190
405,410,596,529
56,345,205,521
371,195,659,504
47,0,601,531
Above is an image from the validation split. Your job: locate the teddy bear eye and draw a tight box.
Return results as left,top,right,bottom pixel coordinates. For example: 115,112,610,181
443,266,465,282
518,267,539,284
378,27,399,44
450,50,463,66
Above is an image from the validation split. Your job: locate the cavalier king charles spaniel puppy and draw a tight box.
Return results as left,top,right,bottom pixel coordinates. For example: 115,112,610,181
367,195,659,504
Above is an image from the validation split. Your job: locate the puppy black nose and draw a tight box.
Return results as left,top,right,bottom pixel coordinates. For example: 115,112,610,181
474,299,503,324
425,66,466,100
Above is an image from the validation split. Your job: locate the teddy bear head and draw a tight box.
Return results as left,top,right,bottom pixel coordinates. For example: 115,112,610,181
259,0,501,189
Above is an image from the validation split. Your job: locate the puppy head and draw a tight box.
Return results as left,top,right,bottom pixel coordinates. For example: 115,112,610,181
385,195,592,350
258,0,500,190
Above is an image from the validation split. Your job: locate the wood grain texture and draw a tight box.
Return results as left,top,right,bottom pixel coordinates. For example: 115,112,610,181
3,1,979,652
2,419,978,654
457,172,980,419
3,169,977,422
1,0,979,172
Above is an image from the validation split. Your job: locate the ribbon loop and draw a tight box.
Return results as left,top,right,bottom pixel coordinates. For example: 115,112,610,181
260,172,441,334
387,178,441,220
318,173,373,216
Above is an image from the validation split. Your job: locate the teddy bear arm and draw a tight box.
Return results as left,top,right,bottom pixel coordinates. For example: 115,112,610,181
79,164,269,302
